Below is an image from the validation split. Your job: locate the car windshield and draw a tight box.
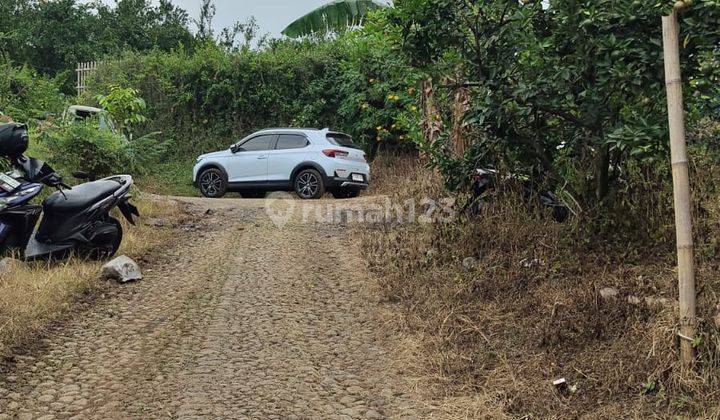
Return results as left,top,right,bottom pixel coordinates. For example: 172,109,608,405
326,133,358,149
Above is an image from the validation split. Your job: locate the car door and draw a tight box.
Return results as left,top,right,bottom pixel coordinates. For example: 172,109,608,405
226,134,276,183
266,134,310,182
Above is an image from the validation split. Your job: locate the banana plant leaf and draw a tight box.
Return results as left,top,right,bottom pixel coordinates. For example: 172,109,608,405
281,0,387,38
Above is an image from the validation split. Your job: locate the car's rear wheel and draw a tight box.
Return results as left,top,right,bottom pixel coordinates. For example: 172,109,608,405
294,169,325,199
198,168,227,198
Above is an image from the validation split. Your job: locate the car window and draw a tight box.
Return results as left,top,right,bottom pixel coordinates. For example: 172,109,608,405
240,135,274,151
275,134,308,150
326,133,358,149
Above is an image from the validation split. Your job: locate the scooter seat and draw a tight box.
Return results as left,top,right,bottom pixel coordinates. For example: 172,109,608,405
43,180,119,213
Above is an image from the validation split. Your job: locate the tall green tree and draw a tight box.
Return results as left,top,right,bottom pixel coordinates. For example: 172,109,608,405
97,0,194,53
0,0,195,82
392,0,720,203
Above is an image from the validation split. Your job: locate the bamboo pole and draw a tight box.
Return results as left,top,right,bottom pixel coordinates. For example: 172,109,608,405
662,10,696,368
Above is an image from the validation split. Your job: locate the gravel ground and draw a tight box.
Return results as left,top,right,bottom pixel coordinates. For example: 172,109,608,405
0,196,435,419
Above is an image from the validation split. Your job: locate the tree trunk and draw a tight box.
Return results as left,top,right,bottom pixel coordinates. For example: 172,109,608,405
420,79,443,163
595,143,610,201
451,84,471,157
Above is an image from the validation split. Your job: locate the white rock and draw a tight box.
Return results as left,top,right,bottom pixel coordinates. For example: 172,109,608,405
520,258,542,268
462,257,477,270
644,296,673,309
599,287,619,300
0,257,28,276
101,255,142,283
627,295,642,305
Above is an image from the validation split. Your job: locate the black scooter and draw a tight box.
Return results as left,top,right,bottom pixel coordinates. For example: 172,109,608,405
1,154,139,260
462,168,570,223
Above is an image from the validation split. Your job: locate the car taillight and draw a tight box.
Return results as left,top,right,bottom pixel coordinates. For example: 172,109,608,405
323,149,349,158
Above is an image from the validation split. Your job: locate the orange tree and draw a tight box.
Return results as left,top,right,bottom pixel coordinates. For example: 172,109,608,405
390,0,720,205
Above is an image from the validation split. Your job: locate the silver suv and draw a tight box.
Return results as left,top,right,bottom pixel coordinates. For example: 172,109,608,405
193,128,370,199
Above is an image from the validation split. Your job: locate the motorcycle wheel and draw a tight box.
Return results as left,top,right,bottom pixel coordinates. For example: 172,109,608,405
80,217,123,261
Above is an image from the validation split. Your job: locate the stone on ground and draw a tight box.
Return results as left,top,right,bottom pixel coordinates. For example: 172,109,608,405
101,255,142,283
599,287,619,300
0,257,28,276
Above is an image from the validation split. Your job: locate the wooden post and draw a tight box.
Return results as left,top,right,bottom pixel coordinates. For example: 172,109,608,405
662,10,696,368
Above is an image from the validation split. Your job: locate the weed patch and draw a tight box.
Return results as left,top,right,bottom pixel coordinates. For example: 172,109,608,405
361,157,720,417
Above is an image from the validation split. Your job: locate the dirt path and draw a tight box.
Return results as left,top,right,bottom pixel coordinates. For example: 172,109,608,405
0,196,433,419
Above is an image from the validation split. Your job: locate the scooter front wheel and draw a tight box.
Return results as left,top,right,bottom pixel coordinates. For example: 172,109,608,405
79,217,123,261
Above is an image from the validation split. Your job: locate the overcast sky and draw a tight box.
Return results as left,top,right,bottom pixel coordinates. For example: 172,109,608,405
91,0,391,39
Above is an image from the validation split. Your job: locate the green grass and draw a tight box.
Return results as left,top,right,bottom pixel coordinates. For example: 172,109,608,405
135,158,199,197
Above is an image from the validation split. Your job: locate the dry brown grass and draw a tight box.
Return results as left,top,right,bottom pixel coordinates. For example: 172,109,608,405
0,193,184,355
366,151,436,197
362,152,720,418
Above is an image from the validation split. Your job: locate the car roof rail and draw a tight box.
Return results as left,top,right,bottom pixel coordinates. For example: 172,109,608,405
258,127,320,131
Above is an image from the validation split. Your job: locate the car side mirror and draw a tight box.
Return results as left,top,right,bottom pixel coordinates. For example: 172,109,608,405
231,145,245,153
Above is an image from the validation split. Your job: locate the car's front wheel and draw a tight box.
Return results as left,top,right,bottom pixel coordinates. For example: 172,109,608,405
294,169,325,199
198,168,227,198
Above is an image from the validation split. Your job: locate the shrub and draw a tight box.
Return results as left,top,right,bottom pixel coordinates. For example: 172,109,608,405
85,45,344,157
388,0,720,206
0,60,66,123
39,122,132,179
95,85,148,137
85,34,418,159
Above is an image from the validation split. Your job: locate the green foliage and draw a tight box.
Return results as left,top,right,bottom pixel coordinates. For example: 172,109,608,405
87,44,339,156
86,34,416,158
0,61,66,122
390,0,720,205
125,131,172,172
2,0,415,168
282,0,388,38
95,85,148,135
0,0,194,84
38,120,169,179
334,11,422,156
39,122,133,178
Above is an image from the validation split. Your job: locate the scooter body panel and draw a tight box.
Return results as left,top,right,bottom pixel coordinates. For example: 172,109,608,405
27,175,136,259
24,234,74,259
0,182,44,254
0,181,44,205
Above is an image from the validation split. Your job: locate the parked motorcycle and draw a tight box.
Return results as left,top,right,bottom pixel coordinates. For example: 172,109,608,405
462,168,570,223
0,122,139,260
462,168,498,217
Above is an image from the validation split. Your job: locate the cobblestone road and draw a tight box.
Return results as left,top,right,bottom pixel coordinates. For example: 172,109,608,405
0,197,431,419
